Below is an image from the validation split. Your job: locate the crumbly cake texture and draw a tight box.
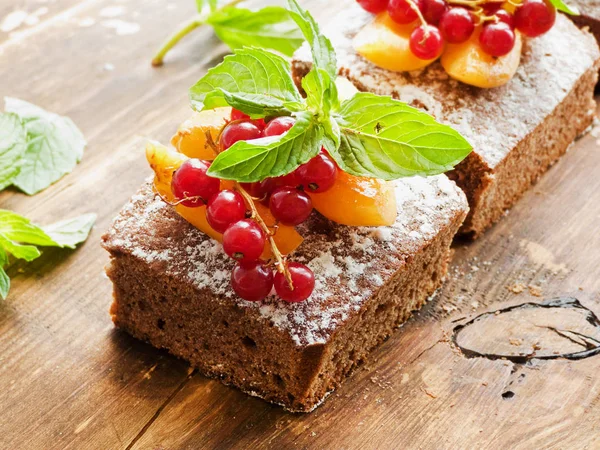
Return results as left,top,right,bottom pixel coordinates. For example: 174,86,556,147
292,8,600,237
102,177,467,412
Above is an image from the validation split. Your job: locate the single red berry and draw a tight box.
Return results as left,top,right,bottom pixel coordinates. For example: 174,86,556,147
231,261,274,301
264,116,296,137
206,190,247,234
274,262,315,303
171,159,220,207
388,0,423,24
439,8,474,44
231,108,250,121
422,0,448,25
495,9,515,28
296,152,338,193
514,0,556,37
222,219,265,261
356,0,389,14
479,22,516,57
409,25,444,60
269,187,313,226
220,121,263,150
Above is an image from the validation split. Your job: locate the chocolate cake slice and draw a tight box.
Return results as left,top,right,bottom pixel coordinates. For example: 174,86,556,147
292,7,600,237
102,176,467,412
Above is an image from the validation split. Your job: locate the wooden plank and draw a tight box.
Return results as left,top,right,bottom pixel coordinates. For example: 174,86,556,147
1,0,599,448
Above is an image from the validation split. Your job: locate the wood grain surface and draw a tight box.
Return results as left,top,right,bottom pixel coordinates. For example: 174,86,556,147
1,1,599,448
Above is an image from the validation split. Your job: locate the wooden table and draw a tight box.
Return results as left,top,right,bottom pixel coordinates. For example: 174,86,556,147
1,1,599,448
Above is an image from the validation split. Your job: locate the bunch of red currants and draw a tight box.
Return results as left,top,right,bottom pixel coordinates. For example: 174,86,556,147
357,0,557,58
170,109,339,303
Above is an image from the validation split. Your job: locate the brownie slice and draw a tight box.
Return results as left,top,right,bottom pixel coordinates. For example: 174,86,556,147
292,7,600,237
102,176,467,412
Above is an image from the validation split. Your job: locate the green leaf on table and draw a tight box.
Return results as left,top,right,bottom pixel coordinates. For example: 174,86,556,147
332,93,472,180
286,0,336,79
42,213,97,249
0,112,27,190
5,97,86,195
548,0,579,15
189,47,303,115
207,6,304,57
207,111,323,182
0,209,96,300
0,249,9,300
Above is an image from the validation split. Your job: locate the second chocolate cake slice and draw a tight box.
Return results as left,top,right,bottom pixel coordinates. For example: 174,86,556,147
292,5,600,237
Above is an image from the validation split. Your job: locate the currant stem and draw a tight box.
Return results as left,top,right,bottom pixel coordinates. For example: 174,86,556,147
234,183,294,290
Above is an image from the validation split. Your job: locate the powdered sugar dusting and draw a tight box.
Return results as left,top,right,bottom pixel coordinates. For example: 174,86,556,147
103,177,467,347
295,6,599,168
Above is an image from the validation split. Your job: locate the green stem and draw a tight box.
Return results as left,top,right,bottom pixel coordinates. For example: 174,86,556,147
151,0,246,67
151,16,204,67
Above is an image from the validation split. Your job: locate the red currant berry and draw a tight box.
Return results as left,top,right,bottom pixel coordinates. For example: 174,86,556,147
296,152,338,193
388,0,423,24
269,187,313,226
206,190,247,234
171,159,220,207
220,121,263,150
409,25,444,60
231,108,250,121
422,0,448,25
479,22,516,57
231,261,273,301
264,116,296,137
222,219,265,261
439,8,474,44
495,9,514,28
274,262,315,303
514,0,556,37
357,0,389,14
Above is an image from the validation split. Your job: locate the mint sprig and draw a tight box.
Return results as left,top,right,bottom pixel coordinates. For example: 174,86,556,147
0,210,96,300
152,1,304,66
190,0,472,183
2,98,86,195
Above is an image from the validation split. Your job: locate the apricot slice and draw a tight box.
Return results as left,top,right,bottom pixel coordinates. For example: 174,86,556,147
171,107,231,159
353,13,438,72
309,170,397,227
441,28,522,88
145,141,303,257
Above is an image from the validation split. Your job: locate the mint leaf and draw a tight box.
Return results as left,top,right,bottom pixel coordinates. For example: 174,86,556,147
0,112,27,190
0,249,9,300
549,0,578,14
42,213,97,249
5,98,86,195
332,93,472,179
286,0,336,79
207,111,322,182
207,6,304,57
189,48,303,115
0,209,96,299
